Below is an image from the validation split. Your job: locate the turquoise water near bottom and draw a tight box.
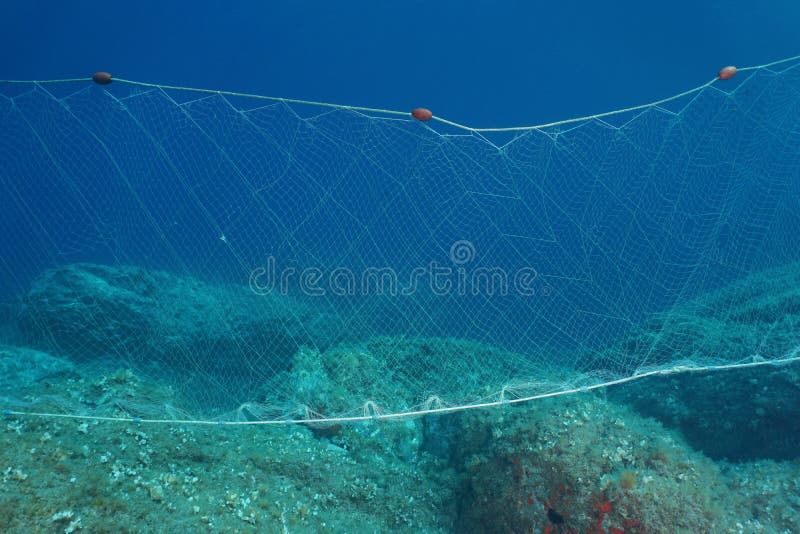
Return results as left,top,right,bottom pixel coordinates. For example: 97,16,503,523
1,260,799,533
3,62,800,533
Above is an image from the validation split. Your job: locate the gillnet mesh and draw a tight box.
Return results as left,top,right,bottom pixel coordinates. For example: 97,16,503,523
1,57,799,424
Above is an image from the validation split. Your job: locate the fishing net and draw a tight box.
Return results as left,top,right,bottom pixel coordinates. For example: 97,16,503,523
1,57,799,424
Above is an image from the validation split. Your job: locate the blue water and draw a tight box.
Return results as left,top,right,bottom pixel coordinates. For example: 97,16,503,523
2,1,798,127
2,3,800,533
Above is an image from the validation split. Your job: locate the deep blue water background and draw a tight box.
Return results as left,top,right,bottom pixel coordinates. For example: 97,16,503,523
1,1,798,128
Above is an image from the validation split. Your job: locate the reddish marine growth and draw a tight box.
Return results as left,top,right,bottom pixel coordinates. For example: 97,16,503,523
411,107,433,121
92,71,113,85
717,66,737,80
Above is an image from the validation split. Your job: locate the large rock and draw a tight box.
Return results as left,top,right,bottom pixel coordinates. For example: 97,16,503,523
259,335,543,417
16,263,342,409
0,344,75,393
593,262,800,460
580,261,800,377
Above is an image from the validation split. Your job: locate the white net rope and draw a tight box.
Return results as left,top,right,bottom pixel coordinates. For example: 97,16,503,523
1,56,799,425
